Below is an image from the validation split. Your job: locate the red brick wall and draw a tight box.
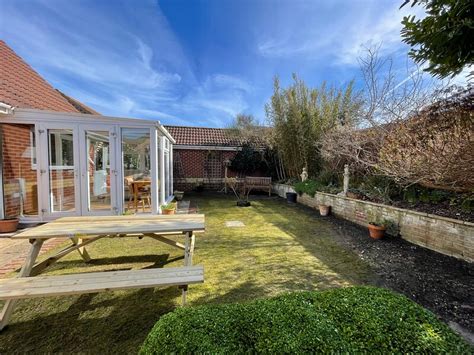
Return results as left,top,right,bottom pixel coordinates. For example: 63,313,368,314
1,124,38,217
173,149,238,191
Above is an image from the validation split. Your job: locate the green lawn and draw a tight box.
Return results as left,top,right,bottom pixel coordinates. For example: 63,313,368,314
0,194,374,353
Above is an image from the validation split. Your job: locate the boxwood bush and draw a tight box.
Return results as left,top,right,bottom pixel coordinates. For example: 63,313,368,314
141,287,472,354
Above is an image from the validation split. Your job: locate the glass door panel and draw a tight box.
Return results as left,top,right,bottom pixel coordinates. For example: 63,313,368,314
122,128,151,213
48,129,76,212
85,130,111,212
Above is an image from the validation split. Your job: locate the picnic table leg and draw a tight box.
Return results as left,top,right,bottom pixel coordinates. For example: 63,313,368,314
71,237,91,262
0,239,44,331
181,231,196,305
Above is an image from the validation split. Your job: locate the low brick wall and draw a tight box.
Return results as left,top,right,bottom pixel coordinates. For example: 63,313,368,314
273,183,474,262
174,177,225,191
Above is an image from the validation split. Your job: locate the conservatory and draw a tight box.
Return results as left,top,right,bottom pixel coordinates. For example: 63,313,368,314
0,108,174,222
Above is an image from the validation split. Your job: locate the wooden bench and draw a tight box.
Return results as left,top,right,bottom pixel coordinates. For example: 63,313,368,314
0,265,203,300
244,176,272,196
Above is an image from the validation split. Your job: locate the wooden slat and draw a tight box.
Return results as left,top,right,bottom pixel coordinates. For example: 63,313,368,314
0,265,198,287
146,234,186,250
12,214,205,239
0,266,204,299
56,215,203,223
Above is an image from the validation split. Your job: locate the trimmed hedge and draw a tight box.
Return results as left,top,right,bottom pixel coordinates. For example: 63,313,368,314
141,287,472,354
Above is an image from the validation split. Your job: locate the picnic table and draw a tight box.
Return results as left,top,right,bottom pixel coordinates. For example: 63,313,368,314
0,214,205,331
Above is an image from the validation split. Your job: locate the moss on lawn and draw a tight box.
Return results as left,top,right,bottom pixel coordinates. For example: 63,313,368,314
1,194,376,353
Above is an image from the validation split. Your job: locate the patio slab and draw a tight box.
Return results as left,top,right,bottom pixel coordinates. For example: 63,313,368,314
225,220,245,227
0,226,65,277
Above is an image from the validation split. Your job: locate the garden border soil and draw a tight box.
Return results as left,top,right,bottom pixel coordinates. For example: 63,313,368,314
316,208,474,340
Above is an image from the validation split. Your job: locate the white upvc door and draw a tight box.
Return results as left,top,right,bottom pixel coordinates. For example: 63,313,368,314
38,123,119,219
37,123,81,219
78,124,119,216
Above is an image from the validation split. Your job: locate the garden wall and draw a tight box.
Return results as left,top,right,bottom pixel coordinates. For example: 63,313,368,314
173,149,237,191
273,183,474,263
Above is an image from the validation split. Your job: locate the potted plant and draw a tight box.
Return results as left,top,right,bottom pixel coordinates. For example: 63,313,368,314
286,192,297,203
367,217,388,239
318,204,330,216
161,203,176,215
0,217,19,233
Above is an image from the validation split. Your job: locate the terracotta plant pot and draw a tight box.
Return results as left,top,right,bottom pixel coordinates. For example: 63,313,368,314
319,204,330,216
0,218,19,233
368,223,386,239
162,209,175,215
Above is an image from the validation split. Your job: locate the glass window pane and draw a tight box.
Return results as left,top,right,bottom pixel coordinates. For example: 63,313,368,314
0,123,39,217
122,128,151,213
164,151,170,197
86,130,111,211
48,129,75,212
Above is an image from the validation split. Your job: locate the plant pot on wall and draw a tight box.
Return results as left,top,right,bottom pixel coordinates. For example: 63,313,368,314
0,218,19,233
319,204,330,216
368,223,386,239
161,203,176,215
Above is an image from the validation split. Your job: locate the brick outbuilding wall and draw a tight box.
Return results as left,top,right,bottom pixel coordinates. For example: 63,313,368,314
173,149,237,191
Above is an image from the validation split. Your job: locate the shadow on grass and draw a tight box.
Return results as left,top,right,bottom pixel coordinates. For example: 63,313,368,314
0,252,188,353
50,253,184,270
0,287,180,353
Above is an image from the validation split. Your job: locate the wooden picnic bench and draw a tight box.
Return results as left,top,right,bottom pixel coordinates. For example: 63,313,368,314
244,176,272,196
0,214,205,331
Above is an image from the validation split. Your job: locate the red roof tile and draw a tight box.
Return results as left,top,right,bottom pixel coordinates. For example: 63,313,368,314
0,40,97,114
164,125,245,146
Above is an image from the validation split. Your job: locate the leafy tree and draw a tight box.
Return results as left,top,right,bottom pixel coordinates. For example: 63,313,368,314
229,143,264,175
227,113,268,145
400,0,474,78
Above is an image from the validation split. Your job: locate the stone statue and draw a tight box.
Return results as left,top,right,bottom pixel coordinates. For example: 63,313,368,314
343,164,350,195
300,167,308,182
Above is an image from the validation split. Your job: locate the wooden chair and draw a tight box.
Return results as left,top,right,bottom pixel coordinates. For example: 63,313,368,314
124,177,151,212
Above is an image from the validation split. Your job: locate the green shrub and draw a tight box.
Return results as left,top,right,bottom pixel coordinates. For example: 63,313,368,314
140,287,472,354
293,175,342,197
294,180,321,197
356,175,402,203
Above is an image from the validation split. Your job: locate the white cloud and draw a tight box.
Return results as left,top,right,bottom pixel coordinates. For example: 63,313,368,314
257,1,426,66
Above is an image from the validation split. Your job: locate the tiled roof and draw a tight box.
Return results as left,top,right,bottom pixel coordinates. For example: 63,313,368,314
57,90,100,115
164,125,246,146
0,40,96,114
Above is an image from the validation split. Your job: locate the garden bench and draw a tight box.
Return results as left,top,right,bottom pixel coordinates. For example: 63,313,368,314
244,176,272,196
0,265,204,300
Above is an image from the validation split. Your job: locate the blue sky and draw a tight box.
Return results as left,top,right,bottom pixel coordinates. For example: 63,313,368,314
0,0,465,127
